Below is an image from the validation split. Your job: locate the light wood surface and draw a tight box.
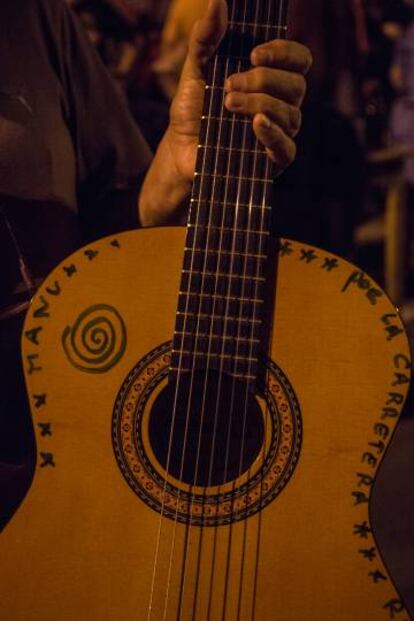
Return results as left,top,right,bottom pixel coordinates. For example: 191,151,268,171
0,228,411,620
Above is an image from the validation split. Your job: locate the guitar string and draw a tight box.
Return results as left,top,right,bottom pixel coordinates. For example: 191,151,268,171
180,1,274,612
180,1,255,617
247,2,289,618
217,1,269,617
218,1,288,616
147,0,286,617
157,3,239,617
179,1,280,616
172,1,242,616
234,2,282,616
146,18,223,619
163,57,225,620
201,3,271,616
208,0,254,493
183,2,284,616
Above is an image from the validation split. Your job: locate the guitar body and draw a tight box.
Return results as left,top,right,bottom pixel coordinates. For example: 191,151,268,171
1,228,411,620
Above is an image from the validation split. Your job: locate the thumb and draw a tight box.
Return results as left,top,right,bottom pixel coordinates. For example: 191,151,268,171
184,0,228,80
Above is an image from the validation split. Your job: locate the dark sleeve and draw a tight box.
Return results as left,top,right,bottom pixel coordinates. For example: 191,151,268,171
58,1,153,238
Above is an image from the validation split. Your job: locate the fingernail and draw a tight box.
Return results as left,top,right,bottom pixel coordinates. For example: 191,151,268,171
225,92,244,110
225,74,244,91
252,48,268,65
258,113,272,129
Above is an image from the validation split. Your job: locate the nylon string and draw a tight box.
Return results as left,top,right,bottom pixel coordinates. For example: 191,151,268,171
181,0,285,618
216,1,269,618
146,14,225,618
216,1,288,617
150,1,240,618
176,0,253,616
146,1,287,618
174,0,241,614
244,2,289,618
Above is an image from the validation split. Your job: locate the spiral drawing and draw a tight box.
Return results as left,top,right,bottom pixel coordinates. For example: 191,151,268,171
62,304,127,373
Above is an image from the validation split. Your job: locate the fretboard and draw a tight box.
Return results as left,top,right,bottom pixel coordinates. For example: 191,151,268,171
171,0,289,386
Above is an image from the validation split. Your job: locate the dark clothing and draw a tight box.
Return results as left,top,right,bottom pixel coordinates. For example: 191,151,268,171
0,0,152,302
0,0,152,528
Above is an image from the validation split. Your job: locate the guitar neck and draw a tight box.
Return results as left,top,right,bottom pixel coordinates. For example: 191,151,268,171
193,0,289,225
171,0,290,384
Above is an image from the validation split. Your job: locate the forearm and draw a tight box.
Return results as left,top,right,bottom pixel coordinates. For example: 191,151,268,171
138,130,193,227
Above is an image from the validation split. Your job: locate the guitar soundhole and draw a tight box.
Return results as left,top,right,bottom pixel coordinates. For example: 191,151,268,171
148,370,264,487
113,342,302,525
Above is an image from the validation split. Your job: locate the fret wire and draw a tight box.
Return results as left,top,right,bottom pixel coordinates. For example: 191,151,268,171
180,279,265,296
228,21,287,31
171,50,222,381
184,247,267,259
181,269,265,282
176,49,242,378
174,0,288,383
176,311,262,324
170,358,259,374
228,0,272,385
186,227,269,250
187,215,271,234
199,55,243,293
174,331,261,343
175,317,262,338
198,144,266,156
178,296,265,314
190,199,271,210
175,323,262,343
203,50,252,371
194,176,270,206
171,350,257,362
201,116,250,124
194,172,273,184
188,222,271,235
195,142,269,181
179,291,264,303
169,367,257,381
172,335,261,354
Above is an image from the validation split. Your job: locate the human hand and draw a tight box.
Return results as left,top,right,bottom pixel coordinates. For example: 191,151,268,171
139,0,312,225
166,0,312,183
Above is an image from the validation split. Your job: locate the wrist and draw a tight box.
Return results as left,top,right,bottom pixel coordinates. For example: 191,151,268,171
138,129,193,227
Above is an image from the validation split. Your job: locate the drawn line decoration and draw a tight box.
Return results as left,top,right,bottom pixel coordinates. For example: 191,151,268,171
112,342,302,526
62,304,127,373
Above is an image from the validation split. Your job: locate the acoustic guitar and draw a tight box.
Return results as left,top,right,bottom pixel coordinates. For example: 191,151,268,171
1,1,412,619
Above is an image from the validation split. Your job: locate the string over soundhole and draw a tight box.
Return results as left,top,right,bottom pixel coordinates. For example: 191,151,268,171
112,342,302,527
149,370,264,487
